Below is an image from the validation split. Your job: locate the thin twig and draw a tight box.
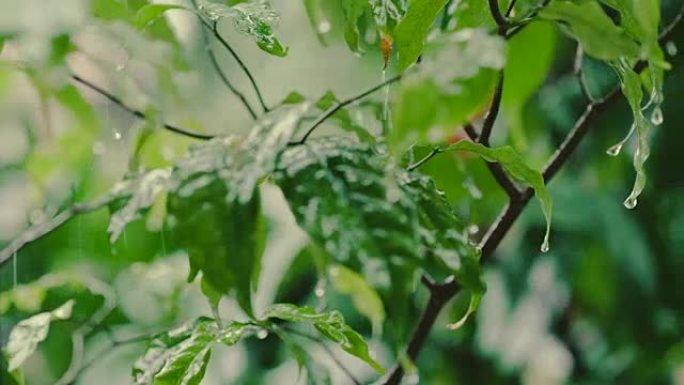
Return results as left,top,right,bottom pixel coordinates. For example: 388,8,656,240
291,73,403,145
407,147,443,172
197,17,258,120
381,276,459,385
284,327,363,385
478,71,504,146
197,17,270,113
0,195,113,268
505,0,518,17
72,75,215,140
574,45,595,102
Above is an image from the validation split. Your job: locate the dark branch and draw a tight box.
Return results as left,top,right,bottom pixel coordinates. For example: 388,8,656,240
72,75,215,140
574,45,595,102
292,73,403,145
478,71,504,146
488,0,509,33
198,18,270,113
382,276,459,385
505,0,518,17
198,20,258,120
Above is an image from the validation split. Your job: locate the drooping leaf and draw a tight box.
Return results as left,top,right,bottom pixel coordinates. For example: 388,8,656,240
393,0,450,71
342,0,369,53
198,0,288,57
264,303,384,373
4,300,75,372
539,0,640,61
447,140,553,252
328,264,386,334
370,0,408,31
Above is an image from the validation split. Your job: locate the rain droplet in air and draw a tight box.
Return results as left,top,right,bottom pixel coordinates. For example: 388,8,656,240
256,329,269,340
318,21,331,34
650,106,663,126
114,130,123,140
623,196,637,210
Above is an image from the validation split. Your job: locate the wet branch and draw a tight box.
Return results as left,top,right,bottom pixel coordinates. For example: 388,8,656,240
488,0,508,33
72,75,215,140
478,72,504,146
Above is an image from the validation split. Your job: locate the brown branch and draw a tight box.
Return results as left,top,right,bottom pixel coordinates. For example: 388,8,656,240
478,72,505,146
382,276,459,385
488,0,508,33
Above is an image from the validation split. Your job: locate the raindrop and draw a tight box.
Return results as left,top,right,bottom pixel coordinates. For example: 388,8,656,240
650,106,663,126
256,329,269,340
116,63,126,72
623,196,637,210
314,279,326,298
405,373,420,385
114,130,123,141
606,143,623,157
666,41,677,56
467,224,479,235
13,252,17,289
540,238,550,253
318,21,331,34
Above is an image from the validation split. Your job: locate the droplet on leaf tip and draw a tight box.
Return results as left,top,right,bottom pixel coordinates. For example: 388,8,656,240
256,329,268,340
606,143,622,156
540,238,549,253
623,196,637,209
650,106,663,126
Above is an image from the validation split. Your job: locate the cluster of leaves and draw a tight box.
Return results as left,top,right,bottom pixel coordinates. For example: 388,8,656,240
1,0,674,384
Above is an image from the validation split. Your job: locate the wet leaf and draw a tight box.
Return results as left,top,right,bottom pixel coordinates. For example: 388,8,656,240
328,265,385,333
394,0,449,71
4,300,75,372
447,140,553,252
135,4,187,30
264,303,384,373
539,0,640,61
198,0,288,57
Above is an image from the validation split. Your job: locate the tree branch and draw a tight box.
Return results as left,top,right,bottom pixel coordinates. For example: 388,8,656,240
291,73,403,145
197,17,270,113
0,195,114,268
72,75,215,140
382,276,459,385
198,19,258,120
478,71,504,146
488,0,508,33
505,0,518,18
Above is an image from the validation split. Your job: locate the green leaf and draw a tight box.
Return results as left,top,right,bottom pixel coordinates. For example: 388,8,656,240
446,140,553,252
275,138,482,336
342,0,368,53
611,60,650,209
133,318,247,385
391,28,504,154
328,265,386,333
4,300,75,372
502,21,557,150
198,0,288,57
394,0,449,71
539,0,640,61
370,0,407,31
264,304,384,373
135,4,187,29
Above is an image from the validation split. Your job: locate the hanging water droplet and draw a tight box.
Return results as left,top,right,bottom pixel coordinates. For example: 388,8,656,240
540,239,550,253
317,20,331,34
666,41,677,56
606,143,623,156
650,106,663,125
623,196,637,209
314,279,326,298
405,373,420,385
256,329,269,340
114,130,123,140
467,224,479,235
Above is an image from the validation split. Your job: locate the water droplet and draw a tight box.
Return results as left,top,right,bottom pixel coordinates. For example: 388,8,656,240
540,239,550,253
116,63,126,72
623,196,637,209
256,329,268,340
317,21,331,34
650,106,663,125
405,373,420,385
666,41,677,56
114,131,123,140
467,224,479,235
606,143,623,156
